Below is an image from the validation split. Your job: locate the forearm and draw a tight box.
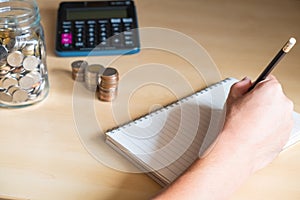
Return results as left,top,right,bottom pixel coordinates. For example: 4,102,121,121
153,131,253,200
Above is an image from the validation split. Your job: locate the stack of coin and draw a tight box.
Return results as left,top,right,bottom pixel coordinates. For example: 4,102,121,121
84,64,105,91
71,60,88,82
97,67,119,102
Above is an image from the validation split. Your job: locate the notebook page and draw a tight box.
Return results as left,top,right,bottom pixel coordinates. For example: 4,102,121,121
106,78,238,185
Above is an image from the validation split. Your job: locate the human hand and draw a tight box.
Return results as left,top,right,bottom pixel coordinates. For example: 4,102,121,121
220,75,294,172
153,75,294,200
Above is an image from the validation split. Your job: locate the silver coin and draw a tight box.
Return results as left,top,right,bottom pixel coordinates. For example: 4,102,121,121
0,91,13,102
27,71,41,84
0,59,7,69
22,44,35,55
85,64,105,91
19,74,35,90
102,67,118,77
23,56,39,71
2,77,18,89
86,64,105,74
7,51,24,67
72,60,88,71
12,88,28,102
7,85,20,94
0,66,11,76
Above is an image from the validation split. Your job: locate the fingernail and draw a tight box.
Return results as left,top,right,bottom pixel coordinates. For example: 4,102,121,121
242,76,250,81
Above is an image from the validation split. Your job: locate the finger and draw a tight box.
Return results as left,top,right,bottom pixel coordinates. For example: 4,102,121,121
229,77,252,99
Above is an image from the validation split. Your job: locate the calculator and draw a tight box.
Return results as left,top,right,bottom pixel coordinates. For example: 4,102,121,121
55,1,140,57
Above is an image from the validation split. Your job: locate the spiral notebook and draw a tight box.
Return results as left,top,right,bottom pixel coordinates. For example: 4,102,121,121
105,78,300,186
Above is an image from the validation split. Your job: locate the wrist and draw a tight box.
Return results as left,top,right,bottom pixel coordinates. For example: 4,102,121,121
203,129,256,179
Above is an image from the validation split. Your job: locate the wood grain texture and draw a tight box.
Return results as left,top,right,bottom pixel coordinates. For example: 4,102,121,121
1,0,300,199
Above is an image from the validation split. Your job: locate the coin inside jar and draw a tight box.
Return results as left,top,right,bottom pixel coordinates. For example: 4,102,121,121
7,85,20,94
23,55,39,71
0,46,8,60
0,66,11,76
5,38,16,50
0,31,10,38
0,91,13,102
12,88,29,102
0,59,7,68
2,77,18,89
7,51,24,67
22,44,35,56
19,74,35,90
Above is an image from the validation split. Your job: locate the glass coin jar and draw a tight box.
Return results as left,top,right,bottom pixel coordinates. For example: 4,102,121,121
0,0,49,107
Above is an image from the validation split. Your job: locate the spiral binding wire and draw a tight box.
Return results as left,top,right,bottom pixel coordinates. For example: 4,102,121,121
106,78,233,135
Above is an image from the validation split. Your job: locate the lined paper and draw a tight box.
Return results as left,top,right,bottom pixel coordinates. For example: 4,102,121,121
105,78,236,186
105,78,300,186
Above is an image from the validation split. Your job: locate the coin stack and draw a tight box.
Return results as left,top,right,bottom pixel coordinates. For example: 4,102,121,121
71,60,88,82
84,64,105,91
0,31,46,105
97,67,119,102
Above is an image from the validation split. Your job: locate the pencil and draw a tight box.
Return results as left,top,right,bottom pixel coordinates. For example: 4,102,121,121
248,37,296,92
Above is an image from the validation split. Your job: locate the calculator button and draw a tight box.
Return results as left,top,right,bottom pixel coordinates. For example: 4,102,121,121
100,27,107,32
75,20,85,25
76,37,83,42
62,25,72,30
124,31,133,36
87,43,96,47
87,20,96,25
62,43,72,49
62,21,71,25
100,36,108,42
61,33,72,44
75,42,85,48
125,40,134,46
98,19,109,24
62,28,71,33
111,18,121,23
75,24,85,30
100,41,108,46
88,32,95,38
112,36,123,47
88,27,95,32
76,32,83,37
124,25,132,31
122,18,133,23
113,26,121,32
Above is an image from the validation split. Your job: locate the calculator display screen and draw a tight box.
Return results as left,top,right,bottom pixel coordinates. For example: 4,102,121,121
66,7,128,20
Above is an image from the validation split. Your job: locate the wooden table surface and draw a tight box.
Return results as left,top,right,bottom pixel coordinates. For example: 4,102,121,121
1,0,300,199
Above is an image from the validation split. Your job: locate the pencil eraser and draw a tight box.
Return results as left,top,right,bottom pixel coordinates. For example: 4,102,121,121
289,37,296,45
283,37,296,53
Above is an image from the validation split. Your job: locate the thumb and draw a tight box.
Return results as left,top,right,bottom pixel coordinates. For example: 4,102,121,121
229,77,252,99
